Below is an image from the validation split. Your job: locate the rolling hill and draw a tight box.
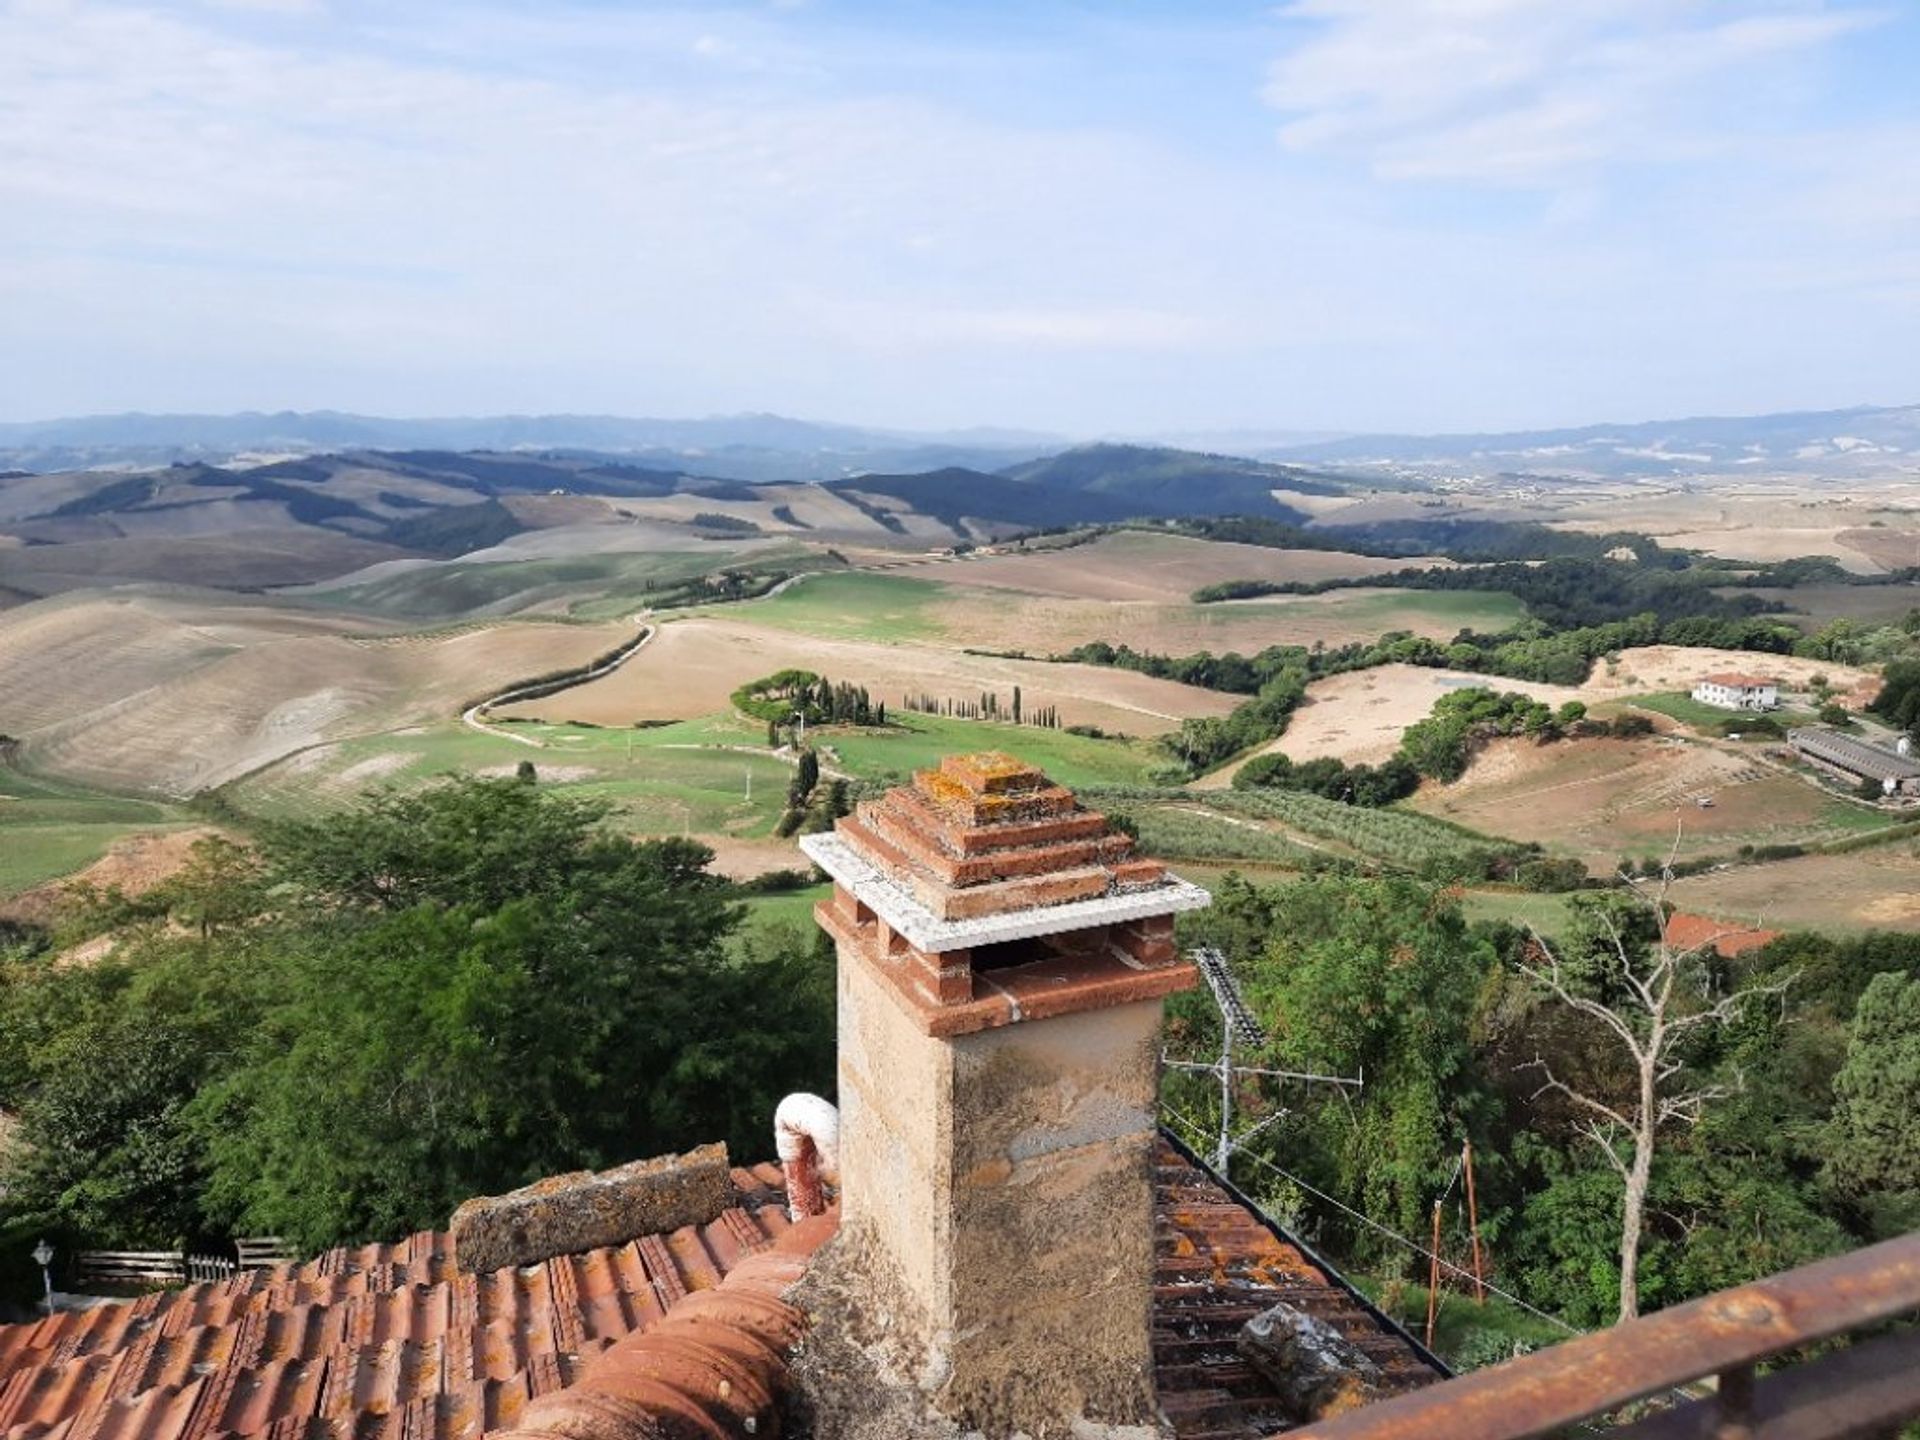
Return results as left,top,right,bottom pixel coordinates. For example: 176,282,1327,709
1266,403,1920,478
998,443,1361,519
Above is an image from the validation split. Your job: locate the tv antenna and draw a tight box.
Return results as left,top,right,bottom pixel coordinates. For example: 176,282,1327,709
1163,946,1363,1180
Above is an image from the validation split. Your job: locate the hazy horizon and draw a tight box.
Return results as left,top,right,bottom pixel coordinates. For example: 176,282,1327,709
4,1,1916,435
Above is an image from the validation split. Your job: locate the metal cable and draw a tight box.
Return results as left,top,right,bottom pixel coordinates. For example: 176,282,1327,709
1162,1103,1582,1338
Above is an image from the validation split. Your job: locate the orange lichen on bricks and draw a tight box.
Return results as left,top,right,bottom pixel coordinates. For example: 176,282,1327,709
939,751,1042,793
807,754,1210,1033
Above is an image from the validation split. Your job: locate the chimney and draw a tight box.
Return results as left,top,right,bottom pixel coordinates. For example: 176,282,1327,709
799,753,1209,1437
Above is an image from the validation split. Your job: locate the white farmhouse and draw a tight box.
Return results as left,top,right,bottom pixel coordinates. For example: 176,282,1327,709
1692,671,1779,711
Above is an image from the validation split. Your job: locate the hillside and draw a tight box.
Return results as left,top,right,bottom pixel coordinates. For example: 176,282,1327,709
0,410,1058,481
997,443,1363,520
0,589,632,795
1271,402,1920,478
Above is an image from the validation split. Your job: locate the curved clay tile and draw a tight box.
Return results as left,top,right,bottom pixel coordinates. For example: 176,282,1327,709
493,1213,834,1440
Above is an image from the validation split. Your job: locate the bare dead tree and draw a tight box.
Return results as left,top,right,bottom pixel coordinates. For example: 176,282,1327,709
1518,856,1791,1323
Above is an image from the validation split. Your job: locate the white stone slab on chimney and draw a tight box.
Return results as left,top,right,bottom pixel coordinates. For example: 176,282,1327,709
799,831,1211,954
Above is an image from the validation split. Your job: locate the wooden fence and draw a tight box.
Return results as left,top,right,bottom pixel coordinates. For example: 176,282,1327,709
74,1238,297,1291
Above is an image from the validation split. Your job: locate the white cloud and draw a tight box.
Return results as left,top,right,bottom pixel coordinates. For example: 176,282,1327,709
1264,0,1883,187
0,0,1912,432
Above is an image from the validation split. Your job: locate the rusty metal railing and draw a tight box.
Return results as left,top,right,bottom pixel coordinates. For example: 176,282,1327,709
1284,1231,1920,1440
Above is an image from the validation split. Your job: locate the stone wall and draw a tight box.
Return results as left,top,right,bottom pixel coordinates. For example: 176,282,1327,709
450,1143,732,1275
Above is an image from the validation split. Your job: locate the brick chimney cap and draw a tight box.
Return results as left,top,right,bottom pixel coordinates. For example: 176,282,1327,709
800,830,1209,952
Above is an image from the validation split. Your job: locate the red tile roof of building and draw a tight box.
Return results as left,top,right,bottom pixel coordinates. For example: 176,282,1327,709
0,1163,795,1440
1663,911,1782,959
1153,1137,1446,1439
0,1144,1442,1440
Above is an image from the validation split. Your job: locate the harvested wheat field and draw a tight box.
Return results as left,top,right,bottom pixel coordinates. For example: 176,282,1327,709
1671,846,1920,934
0,529,413,596
1194,665,1584,786
1410,735,1878,869
887,530,1443,603
0,590,631,794
1579,646,1878,701
1198,645,1882,789
494,615,1238,737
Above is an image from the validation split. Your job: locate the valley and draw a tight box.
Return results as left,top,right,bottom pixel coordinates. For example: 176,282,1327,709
5,437,1920,944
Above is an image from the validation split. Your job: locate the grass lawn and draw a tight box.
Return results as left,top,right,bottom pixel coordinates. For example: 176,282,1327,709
738,882,833,935
0,766,191,899
1622,692,1817,734
227,707,1162,839
724,571,949,642
230,719,793,836
1457,888,1578,935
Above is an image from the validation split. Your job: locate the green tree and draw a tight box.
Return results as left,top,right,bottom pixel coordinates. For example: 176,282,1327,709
1828,971,1920,1237
153,835,267,942
180,780,832,1250
0,951,224,1246
1518,884,1791,1320
1181,877,1496,1267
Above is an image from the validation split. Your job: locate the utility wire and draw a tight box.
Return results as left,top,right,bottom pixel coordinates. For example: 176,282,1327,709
1162,1103,1582,1339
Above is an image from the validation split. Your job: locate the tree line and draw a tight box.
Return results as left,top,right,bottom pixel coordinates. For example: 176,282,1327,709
1169,874,1920,1351
0,781,834,1265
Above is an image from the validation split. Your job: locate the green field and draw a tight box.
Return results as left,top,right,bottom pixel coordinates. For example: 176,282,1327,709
1083,785,1520,874
230,719,795,835
822,712,1165,788
226,708,1163,838
1221,587,1526,635
1621,692,1815,733
0,766,190,899
739,881,834,935
726,571,947,642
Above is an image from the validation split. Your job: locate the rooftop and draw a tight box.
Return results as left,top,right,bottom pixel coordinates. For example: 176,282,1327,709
0,1143,1441,1440
1697,673,1778,688
1662,912,1782,960
1788,726,1920,781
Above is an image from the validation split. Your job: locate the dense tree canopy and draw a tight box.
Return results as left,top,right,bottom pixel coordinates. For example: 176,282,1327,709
0,780,834,1256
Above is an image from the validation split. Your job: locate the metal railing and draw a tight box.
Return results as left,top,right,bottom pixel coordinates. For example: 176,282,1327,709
1286,1231,1920,1440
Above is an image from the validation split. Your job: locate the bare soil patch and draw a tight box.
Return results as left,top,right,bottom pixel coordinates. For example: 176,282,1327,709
1410,735,1856,869
698,837,808,880
1197,645,1879,790
0,589,630,794
476,763,598,782
0,826,220,926
1579,646,1876,700
1194,666,1583,786
1671,846,1920,934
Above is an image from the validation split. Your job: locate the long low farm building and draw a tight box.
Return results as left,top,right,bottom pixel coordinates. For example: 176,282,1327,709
1789,726,1920,795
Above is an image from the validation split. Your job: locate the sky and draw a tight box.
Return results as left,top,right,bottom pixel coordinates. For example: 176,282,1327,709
1,0,1916,436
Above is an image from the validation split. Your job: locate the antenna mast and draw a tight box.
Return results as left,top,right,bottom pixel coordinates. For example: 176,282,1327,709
1163,947,1363,1180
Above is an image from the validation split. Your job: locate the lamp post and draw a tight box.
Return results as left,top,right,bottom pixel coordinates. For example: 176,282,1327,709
30,1239,53,1315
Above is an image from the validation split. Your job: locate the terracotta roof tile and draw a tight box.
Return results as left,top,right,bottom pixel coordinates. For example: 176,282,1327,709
1663,911,1782,959
1152,1136,1446,1438
1,1142,1439,1440
0,1170,790,1440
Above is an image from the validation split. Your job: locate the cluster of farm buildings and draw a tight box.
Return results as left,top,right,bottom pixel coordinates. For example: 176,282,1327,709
1689,670,1920,796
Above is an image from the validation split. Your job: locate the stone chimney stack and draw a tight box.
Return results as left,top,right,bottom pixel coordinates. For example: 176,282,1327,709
799,753,1209,1438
